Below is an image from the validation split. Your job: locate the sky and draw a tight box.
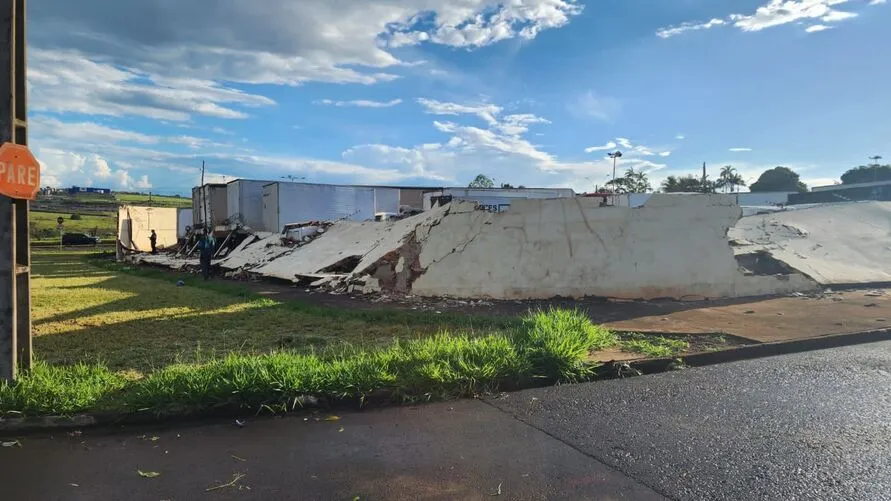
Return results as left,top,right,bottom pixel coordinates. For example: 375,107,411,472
26,0,891,195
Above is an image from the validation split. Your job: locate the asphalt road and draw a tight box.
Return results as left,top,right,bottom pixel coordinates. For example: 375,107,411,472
3,341,890,500
491,340,891,500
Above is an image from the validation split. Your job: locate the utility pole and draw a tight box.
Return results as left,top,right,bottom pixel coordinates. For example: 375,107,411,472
200,160,207,231
1,0,32,381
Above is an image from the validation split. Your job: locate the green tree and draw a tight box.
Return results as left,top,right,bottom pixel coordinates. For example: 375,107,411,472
717,165,746,193
840,164,891,185
468,174,495,188
660,174,716,193
749,167,807,192
605,167,652,194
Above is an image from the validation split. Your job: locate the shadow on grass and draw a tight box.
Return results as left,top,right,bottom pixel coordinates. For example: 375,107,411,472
32,251,518,373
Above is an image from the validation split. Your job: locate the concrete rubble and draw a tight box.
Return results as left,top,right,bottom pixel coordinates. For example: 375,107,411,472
126,196,891,301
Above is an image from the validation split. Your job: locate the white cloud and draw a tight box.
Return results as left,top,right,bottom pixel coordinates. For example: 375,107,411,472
29,50,275,122
35,147,151,190
657,0,867,38
657,18,726,38
31,1,582,87
729,147,753,152
135,175,153,190
497,114,551,136
676,134,686,140
870,0,887,5
316,99,403,108
94,157,113,179
595,137,675,163
570,90,620,121
31,116,160,144
417,98,503,125
584,141,618,153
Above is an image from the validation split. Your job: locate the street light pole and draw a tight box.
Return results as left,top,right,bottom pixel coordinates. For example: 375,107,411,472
869,155,883,183
608,151,623,187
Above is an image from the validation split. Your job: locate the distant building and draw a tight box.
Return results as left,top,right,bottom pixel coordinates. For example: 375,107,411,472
69,186,112,195
422,187,576,212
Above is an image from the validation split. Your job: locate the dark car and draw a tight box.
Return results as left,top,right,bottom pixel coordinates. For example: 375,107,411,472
61,233,101,246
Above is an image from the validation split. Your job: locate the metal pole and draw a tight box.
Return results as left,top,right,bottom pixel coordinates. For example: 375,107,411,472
611,156,617,186
200,160,207,231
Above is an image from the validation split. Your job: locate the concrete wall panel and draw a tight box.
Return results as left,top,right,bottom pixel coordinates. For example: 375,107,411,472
411,195,817,300
118,206,178,251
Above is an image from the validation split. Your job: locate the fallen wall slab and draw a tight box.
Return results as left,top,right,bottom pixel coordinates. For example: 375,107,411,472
129,196,891,301
729,201,891,284
407,194,818,299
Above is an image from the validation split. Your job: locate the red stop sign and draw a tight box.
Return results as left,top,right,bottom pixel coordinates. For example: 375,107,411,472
0,143,41,200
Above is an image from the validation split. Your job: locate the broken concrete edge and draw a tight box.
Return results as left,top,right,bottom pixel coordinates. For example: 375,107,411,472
5,328,891,434
596,327,891,379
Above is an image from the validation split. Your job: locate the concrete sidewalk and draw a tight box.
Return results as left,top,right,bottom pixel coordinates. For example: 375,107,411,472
1,400,663,501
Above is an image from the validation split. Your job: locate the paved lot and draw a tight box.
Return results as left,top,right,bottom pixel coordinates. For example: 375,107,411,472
4,342,891,500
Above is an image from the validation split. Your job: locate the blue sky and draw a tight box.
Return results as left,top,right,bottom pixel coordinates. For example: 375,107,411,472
27,0,891,195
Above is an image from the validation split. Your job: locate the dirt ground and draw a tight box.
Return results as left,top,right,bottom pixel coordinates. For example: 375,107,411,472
218,271,891,344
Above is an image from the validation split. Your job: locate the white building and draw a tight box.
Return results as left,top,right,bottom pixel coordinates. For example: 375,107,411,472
261,181,402,233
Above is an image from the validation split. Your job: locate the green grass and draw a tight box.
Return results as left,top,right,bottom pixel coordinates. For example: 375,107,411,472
1,250,699,418
620,334,690,358
30,210,117,239
116,193,191,208
30,251,516,374
1,308,616,417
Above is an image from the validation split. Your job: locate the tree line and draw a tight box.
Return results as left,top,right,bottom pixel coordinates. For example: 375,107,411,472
467,158,889,194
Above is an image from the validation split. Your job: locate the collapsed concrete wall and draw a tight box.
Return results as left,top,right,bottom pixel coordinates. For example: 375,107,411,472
401,195,817,299
729,201,891,284
252,206,449,283
133,194,891,301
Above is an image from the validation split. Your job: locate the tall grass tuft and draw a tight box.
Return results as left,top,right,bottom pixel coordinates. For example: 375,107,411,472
514,308,617,382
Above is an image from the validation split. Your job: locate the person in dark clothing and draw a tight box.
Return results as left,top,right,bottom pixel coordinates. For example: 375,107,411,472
149,230,158,254
198,232,215,280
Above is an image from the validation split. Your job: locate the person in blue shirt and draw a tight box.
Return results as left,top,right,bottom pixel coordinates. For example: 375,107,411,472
198,231,215,280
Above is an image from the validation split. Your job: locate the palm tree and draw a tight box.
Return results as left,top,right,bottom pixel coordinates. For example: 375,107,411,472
717,165,746,193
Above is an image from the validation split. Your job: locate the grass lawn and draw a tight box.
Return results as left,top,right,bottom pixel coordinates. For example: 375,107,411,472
116,193,191,208
31,251,513,374
1,250,696,418
30,211,117,239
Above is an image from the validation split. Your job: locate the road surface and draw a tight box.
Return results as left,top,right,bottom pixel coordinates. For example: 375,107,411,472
3,341,891,500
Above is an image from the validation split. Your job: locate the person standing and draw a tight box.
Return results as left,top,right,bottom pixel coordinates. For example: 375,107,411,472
149,229,158,254
199,231,215,280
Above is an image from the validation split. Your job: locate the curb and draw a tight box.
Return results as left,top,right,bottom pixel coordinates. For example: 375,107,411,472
4,328,890,434
599,327,891,377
